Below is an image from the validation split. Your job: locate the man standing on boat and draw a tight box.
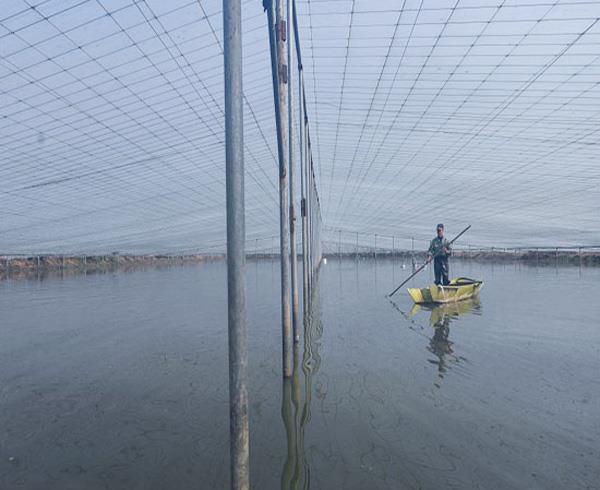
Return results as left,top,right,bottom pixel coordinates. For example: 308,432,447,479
427,224,451,286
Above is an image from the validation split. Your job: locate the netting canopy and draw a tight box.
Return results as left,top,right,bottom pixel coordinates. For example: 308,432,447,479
1,0,279,255
2,0,599,254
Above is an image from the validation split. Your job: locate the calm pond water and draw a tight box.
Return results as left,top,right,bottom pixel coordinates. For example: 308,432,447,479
1,259,598,489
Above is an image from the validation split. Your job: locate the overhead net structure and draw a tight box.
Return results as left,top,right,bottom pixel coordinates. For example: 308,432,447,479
1,0,285,255
1,0,599,256
295,0,600,250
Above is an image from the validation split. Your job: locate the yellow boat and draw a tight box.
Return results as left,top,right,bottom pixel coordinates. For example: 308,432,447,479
407,277,483,304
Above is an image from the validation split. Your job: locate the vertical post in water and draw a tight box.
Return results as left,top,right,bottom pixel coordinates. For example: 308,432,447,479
374,234,377,260
299,69,309,319
356,231,359,259
306,151,312,293
224,0,249,487
277,0,293,374
307,163,312,276
291,0,311,315
304,145,311,292
287,0,299,341
312,188,316,270
265,0,292,376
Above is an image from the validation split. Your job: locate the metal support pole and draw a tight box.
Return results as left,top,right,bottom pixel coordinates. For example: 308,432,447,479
307,166,312,275
338,230,342,259
265,0,292,377
374,234,377,259
356,231,359,259
299,71,309,318
312,169,316,268
291,0,309,318
305,141,311,294
310,186,314,271
287,0,299,341
312,184,317,268
224,1,249,487
305,150,312,294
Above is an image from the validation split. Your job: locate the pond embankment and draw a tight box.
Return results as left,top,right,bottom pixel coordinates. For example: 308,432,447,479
0,254,224,279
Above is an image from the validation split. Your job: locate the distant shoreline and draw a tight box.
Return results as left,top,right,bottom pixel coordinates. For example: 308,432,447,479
1,249,598,280
0,254,224,279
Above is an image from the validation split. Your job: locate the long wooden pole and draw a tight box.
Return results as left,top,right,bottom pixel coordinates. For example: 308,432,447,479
388,225,471,297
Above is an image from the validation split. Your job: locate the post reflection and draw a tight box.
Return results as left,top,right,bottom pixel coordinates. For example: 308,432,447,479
410,298,481,388
281,351,300,490
281,275,323,489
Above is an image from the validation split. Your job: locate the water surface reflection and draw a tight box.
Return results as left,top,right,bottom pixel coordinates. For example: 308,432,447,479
387,298,481,388
410,300,481,387
2,260,598,489
280,277,323,489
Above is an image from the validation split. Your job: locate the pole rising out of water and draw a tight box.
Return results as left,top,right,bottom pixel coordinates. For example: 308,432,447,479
287,0,300,342
223,0,250,488
265,0,293,377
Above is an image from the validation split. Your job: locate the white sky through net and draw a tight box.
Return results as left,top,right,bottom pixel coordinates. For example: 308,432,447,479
1,0,599,254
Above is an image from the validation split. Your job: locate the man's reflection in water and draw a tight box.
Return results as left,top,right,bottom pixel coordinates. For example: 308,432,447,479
428,313,453,383
410,299,481,388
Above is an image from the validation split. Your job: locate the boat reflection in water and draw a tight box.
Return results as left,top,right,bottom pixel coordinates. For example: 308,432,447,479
409,299,481,388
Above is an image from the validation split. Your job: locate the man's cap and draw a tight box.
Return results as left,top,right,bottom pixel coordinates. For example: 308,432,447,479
436,223,444,230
